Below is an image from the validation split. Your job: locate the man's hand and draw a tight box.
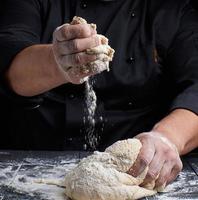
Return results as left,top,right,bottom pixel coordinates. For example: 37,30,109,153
52,23,107,84
128,132,183,189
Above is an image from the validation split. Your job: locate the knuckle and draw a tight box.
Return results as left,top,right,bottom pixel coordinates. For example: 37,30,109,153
162,145,170,155
78,26,84,36
157,177,165,186
79,25,90,37
138,135,151,144
166,151,177,161
53,27,62,42
166,150,181,164
62,26,68,37
139,156,149,167
63,25,73,39
146,147,154,155
72,40,80,52
147,170,158,180
161,147,173,159
54,26,60,34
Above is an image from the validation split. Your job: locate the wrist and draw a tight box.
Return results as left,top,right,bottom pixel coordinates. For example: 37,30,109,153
48,45,69,84
152,124,184,155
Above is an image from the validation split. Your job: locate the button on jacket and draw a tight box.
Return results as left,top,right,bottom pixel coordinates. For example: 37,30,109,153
0,0,198,150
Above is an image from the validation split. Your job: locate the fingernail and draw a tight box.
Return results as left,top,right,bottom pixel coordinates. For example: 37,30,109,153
132,171,138,177
90,24,97,34
127,168,136,176
101,37,108,45
90,23,97,30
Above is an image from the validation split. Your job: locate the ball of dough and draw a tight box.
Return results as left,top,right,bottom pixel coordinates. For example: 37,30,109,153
64,139,157,200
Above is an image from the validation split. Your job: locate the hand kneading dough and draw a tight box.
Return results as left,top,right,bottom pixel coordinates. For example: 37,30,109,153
64,139,157,200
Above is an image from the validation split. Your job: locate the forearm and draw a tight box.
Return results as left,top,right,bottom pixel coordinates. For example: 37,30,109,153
5,44,67,97
152,109,198,155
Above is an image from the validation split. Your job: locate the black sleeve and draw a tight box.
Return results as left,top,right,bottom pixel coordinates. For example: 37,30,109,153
165,3,198,115
0,0,44,108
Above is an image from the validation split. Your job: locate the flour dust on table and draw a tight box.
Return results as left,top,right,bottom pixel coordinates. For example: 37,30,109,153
0,159,78,200
1,150,198,200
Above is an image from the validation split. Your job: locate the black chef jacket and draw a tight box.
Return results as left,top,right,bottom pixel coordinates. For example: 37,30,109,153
0,0,198,151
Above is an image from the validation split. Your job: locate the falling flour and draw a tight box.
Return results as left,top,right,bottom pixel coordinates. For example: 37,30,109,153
84,79,98,149
69,16,115,150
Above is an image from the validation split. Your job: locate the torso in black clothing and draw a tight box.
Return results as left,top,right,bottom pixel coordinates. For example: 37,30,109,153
0,0,198,151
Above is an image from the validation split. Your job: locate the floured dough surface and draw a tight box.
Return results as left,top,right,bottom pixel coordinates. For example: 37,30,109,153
64,139,157,200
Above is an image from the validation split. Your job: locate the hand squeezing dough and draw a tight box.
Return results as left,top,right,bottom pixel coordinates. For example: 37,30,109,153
64,139,158,200
67,16,115,75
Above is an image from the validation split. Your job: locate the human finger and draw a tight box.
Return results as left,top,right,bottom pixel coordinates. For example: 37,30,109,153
54,23,96,42
166,162,183,185
154,161,173,188
57,35,101,55
142,152,165,185
60,52,97,69
66,66,99,84
128,137,155,177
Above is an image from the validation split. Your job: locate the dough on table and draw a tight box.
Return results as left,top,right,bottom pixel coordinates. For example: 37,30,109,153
64,139,160,200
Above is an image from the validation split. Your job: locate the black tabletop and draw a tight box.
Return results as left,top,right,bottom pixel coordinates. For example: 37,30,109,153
0,151,198,200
